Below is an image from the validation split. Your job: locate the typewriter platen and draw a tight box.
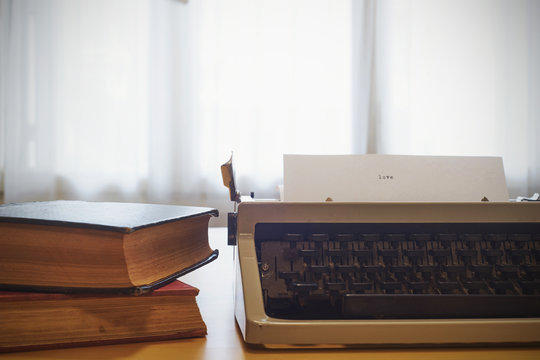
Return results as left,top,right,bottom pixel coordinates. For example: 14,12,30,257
222,162,540,346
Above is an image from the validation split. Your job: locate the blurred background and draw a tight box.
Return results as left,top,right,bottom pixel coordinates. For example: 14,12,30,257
1,0,539,225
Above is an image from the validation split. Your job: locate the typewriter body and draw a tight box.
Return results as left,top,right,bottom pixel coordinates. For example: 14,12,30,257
221,155,540,346
230,201,540,346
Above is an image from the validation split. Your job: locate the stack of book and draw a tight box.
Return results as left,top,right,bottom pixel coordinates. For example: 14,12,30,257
0,201,218,352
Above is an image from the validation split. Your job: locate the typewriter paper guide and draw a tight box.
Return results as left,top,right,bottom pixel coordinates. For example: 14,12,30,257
283,154,509,202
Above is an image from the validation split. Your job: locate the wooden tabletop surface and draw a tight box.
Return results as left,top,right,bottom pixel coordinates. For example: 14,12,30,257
2,227,540,360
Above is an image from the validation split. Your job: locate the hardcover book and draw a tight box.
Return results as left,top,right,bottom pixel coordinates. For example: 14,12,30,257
0,280,206,352
0,201,218,294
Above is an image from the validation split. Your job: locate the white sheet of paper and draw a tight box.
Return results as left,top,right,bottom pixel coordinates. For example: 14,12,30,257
283,154,509,202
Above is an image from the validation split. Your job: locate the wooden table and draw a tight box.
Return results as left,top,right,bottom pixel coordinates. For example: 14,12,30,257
2,228,540,360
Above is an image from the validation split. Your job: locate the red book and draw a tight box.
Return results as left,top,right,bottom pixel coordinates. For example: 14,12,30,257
0,280,206,352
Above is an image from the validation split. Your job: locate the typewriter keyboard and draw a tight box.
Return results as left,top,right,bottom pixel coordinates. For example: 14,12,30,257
255,223,540,319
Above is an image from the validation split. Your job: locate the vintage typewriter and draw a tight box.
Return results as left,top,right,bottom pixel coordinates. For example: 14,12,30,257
221,158,540,346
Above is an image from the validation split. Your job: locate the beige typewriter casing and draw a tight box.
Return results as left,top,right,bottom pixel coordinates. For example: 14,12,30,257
232,200,540,346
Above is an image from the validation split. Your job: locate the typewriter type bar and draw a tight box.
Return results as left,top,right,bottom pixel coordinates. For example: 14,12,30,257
233,201,540,346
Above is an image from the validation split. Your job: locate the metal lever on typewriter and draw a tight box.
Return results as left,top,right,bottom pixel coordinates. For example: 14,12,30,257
221,153,240,245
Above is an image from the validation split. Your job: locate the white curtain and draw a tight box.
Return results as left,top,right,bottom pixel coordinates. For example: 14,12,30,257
1,0,151,202
370,0,540,197
0,0,357,222
1,0,539,224
147,0,355,211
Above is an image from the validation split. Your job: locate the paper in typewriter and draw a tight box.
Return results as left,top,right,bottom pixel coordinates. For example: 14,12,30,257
283,154,509,202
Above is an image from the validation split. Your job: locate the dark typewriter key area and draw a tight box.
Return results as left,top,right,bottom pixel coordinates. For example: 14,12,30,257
255,222,540,320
